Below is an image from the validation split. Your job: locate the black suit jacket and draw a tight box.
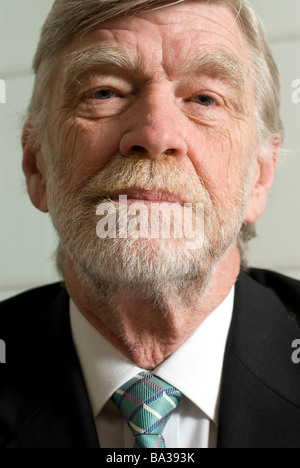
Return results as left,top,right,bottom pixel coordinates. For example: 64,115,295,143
0,269,300,448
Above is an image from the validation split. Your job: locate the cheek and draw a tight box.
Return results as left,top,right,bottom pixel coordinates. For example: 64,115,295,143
190,120,253,202
50,117,122,189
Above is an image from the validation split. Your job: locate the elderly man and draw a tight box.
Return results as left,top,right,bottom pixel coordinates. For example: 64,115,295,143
0,0,300,449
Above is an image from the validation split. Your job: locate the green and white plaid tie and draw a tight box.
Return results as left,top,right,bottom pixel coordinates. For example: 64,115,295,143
112,372,185,448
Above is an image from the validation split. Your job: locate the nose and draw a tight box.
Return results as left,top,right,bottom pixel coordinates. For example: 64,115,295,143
119,90,188,161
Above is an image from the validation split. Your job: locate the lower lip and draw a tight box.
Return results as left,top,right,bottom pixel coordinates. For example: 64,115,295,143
112,197,183,206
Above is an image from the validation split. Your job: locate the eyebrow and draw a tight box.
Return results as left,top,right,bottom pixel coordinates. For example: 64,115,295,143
62,44,250,109
62,44,141,92
180,51,249,97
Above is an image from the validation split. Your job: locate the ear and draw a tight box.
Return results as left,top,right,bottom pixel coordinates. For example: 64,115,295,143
22,123,49,213
245,137,281,223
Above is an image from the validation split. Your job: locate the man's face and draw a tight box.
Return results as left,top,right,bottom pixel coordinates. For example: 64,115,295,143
41,1,258,298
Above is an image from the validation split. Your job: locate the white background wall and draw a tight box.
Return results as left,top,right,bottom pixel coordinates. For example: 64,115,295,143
248,0,300,279
0,0,299,301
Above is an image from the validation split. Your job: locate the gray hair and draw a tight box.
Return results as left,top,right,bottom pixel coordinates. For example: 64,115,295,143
25,0,284,271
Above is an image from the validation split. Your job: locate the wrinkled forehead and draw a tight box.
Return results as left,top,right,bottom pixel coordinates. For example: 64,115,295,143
62,2,251,69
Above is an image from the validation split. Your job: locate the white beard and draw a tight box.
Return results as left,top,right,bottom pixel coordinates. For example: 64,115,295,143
46,151,251,306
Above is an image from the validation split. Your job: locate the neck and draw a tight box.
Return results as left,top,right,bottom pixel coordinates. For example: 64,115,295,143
65,245,240,370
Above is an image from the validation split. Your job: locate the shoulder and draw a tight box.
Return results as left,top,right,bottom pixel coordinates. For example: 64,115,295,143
0,282,66,309
0,282,67,317
246,268,300,326
0,283,70,361
0,284,93,448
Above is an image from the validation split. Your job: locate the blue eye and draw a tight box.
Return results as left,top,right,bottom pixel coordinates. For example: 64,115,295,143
194,95,215,107
93,89,116,100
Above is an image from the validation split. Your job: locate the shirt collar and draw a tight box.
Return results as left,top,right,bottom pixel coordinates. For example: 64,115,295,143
70,286,234,425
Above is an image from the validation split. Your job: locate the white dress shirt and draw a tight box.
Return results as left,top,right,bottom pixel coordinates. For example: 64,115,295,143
70,286,235,448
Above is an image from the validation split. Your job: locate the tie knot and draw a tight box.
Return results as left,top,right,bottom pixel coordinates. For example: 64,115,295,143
112,372,185,448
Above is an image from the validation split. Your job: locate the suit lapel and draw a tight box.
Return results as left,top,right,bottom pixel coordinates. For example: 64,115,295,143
217,272,300,448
